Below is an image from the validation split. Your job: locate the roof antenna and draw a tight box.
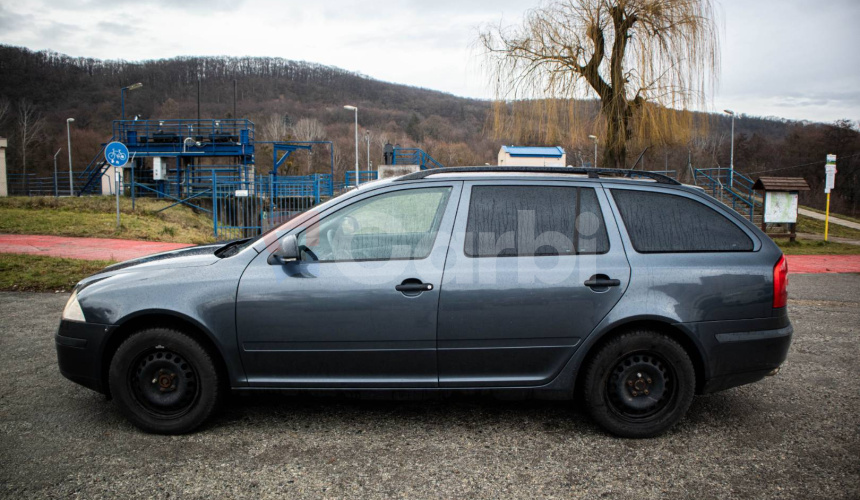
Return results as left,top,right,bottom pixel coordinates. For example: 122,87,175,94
629,146,650,170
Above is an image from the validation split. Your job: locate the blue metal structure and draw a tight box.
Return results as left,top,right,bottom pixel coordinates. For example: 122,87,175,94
391,147,444,169
693,167,761,221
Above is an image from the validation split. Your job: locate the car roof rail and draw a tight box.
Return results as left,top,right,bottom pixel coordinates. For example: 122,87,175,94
393,166,681,185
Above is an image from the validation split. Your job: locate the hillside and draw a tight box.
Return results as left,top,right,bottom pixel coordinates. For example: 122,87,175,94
0,45,857,215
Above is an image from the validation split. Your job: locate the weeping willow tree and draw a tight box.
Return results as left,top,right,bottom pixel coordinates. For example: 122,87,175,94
479,0,719,168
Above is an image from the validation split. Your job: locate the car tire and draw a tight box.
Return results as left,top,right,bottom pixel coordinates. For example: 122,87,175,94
583,330,695,438
108,328,222,434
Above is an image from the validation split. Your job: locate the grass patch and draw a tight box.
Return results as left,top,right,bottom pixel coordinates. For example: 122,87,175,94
0,253,114,292
0,196,215,244
796,214,860,240
776,239,860,255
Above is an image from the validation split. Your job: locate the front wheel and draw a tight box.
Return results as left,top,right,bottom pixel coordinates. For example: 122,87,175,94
583,330,695,438
108,328,222,434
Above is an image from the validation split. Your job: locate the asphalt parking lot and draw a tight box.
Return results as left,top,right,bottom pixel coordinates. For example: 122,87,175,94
1,274,858,499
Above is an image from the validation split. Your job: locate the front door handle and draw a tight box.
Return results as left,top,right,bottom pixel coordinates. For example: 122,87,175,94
584,275,621,288
395,281,434,293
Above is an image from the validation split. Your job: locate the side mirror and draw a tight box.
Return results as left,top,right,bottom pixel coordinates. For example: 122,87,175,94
267,234,300,265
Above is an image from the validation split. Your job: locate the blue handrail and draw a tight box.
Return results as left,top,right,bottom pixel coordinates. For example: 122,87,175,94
392,148,444,169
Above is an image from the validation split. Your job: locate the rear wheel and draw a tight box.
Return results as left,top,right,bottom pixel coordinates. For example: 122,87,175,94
583,330,695,438
108,328,222,434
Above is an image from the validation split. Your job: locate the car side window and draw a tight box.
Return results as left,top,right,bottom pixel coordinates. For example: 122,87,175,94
297,187,452,262
611,189,754,253
464,185,609,258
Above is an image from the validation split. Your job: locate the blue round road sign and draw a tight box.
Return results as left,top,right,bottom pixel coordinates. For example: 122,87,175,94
105,141,130,167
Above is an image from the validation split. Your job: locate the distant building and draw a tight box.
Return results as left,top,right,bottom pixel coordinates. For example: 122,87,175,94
498,146,566,167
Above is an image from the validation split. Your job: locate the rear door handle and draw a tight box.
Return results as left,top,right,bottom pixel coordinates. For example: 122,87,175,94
584,276,621,288
395,282,434,293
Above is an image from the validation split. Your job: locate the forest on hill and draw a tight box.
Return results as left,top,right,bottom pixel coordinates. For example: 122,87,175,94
0,45,858,215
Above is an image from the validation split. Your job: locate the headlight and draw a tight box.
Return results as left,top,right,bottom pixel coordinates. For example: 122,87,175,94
62,290,86,322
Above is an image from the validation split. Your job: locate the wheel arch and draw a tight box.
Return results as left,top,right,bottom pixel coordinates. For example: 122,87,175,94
100,310,230,398
573,317,708,396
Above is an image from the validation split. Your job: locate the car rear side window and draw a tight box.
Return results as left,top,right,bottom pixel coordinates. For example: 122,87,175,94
611,189,754,253
465,185,609,257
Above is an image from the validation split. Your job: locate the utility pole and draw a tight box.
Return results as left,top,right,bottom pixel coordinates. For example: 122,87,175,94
233,79,237,119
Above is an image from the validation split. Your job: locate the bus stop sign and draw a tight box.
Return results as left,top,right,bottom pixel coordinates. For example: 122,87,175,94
105,142,129,167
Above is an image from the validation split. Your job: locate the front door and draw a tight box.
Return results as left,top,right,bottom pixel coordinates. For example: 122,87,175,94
236,182,461,387
437,181,630,387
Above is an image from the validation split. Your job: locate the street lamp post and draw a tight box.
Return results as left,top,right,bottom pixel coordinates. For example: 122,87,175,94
588,135,598,168
53,148,62,198
365,131,371,170
121,83,143,121
66,118,75,196
344,105,359,186
724,109,735,189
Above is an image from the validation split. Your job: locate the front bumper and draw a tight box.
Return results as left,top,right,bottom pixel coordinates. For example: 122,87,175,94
55,320,116,394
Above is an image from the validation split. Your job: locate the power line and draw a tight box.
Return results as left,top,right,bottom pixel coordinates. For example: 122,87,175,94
746,152,860,175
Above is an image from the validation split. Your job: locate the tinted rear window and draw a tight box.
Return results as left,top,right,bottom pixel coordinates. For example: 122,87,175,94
465,186,609,257
611,189,753,252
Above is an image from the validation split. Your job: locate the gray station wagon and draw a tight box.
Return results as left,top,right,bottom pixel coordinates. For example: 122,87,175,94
56,167,792,437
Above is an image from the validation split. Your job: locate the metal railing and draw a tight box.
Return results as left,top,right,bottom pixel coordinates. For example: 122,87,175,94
392,148,444,169
114,119,255,147
693,168,757,220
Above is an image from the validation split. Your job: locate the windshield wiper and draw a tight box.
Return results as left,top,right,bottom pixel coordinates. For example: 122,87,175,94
214,238,252,258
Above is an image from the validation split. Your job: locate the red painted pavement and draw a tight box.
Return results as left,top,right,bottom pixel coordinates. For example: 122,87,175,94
786,255,860,274
0,234,195,262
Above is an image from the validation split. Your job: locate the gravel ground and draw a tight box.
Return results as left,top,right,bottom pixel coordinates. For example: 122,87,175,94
1,274,858,499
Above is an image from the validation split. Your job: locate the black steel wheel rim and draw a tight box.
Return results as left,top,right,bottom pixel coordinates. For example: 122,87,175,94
605,350,676,421
128,348,199,419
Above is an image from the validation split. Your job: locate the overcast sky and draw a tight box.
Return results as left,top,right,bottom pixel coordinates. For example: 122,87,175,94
1,0,858,123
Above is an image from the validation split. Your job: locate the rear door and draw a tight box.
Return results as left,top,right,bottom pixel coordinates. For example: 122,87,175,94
436,180,631,387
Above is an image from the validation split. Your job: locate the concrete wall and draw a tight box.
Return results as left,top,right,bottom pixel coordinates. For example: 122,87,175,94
378,164,420,179
101,166,124,195
0,137,7,197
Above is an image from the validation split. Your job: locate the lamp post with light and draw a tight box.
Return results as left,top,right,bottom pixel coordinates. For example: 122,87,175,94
344,105,359,186
588,135,598,168
66,118,75,195
723,109,736,188
121,83,143,121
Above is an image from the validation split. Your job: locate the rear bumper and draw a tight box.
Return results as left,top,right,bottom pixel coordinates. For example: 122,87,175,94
700,322,793,394
55,320,116,394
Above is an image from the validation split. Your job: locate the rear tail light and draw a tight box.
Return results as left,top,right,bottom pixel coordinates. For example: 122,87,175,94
773,255,788,308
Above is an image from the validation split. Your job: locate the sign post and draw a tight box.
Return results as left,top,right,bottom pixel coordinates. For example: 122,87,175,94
824,154,837,242
105,142,129,231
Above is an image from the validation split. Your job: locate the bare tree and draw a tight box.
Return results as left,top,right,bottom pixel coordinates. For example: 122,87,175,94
262,113,290,141
289,118,326,174
16,100,46,191
480,0,719,167
0,98,10,128
290,117,325,142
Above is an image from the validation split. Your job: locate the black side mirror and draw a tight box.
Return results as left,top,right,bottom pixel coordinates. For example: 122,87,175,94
267,234,300,265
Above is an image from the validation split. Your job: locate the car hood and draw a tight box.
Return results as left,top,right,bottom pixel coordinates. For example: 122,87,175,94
98,243,223,274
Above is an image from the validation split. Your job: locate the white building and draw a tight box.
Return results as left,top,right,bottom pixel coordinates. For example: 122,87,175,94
498,146,566,167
